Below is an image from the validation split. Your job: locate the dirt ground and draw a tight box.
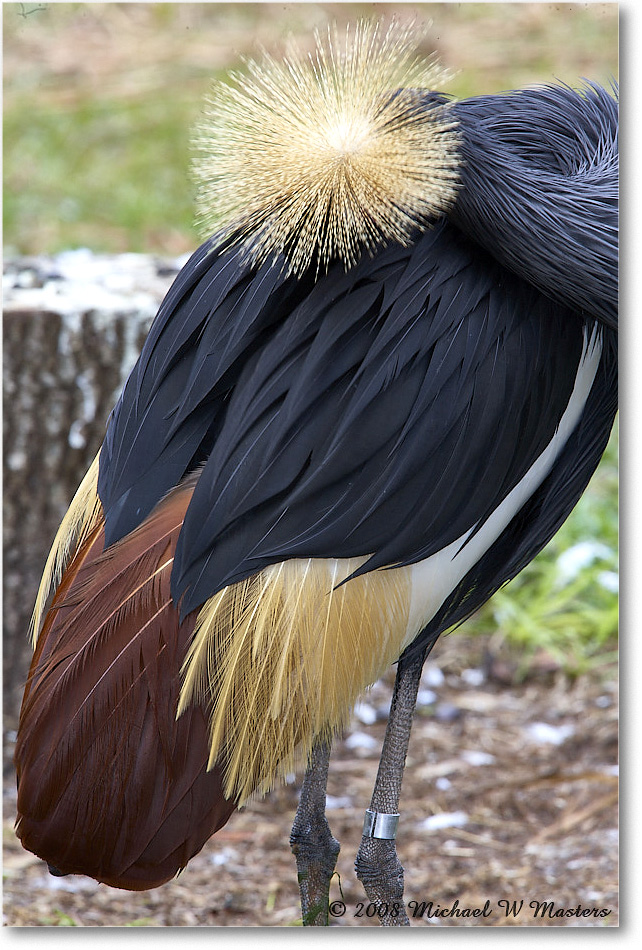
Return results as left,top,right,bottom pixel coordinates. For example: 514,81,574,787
3,633,618,928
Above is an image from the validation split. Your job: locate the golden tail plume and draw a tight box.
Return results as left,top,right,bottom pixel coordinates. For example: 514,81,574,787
29,452,102,647
178,556,413,803
191,19,460,276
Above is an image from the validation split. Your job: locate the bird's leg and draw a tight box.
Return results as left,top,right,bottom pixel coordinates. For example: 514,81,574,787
290,736,340,926
354,646,426,927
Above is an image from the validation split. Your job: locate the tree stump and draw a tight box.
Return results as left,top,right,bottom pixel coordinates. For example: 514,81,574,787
3,250,186,723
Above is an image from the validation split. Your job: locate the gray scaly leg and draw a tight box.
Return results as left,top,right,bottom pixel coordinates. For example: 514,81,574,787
290,737,340,925
354,647,426,926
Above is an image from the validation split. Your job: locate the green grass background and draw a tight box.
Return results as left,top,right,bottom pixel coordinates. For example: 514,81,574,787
3,2,618,672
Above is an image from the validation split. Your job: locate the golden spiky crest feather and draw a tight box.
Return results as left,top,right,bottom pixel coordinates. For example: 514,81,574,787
29,452,102,647
178,556,413,803
191,19,461,276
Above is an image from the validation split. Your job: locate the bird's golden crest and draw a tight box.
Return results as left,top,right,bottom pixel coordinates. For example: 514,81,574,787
191,19,461,276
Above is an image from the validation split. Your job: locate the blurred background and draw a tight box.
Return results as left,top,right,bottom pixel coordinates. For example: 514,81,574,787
4,2,618,255
3,2,618,928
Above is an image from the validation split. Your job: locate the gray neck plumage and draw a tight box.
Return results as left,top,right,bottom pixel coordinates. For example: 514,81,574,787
447,83,618,328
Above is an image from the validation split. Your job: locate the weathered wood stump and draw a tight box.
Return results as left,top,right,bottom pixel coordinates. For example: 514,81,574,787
3,250,186,721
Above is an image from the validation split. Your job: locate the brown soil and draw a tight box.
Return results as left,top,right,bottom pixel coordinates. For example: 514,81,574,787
3,634,618,928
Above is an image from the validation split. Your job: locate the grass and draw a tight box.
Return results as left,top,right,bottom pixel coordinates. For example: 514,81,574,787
4,90,201,253
3,2,618,671
473,428,618,675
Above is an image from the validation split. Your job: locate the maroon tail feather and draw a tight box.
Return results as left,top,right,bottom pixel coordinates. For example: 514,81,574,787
14,479,237,890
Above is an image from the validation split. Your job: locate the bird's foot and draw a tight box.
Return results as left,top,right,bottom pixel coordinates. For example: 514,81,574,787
290,813,340,926
355,833,409,926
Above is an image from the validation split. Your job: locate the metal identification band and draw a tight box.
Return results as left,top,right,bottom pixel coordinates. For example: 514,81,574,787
362,809,400,840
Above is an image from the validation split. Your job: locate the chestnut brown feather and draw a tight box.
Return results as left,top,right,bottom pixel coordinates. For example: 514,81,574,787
14,477,236,890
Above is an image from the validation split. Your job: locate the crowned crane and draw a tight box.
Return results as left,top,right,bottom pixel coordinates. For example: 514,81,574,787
15,21,617,927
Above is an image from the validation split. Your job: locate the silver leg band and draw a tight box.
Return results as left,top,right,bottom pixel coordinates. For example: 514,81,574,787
362,808,400,840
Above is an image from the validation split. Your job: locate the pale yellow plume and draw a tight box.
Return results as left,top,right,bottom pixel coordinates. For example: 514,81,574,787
178,556,413,803
191,19,460,276
29,452,103,647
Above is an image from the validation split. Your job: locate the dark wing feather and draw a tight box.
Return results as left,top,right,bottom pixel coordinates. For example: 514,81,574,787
15,478,236,890
171,222,586,614
99,239,317,546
